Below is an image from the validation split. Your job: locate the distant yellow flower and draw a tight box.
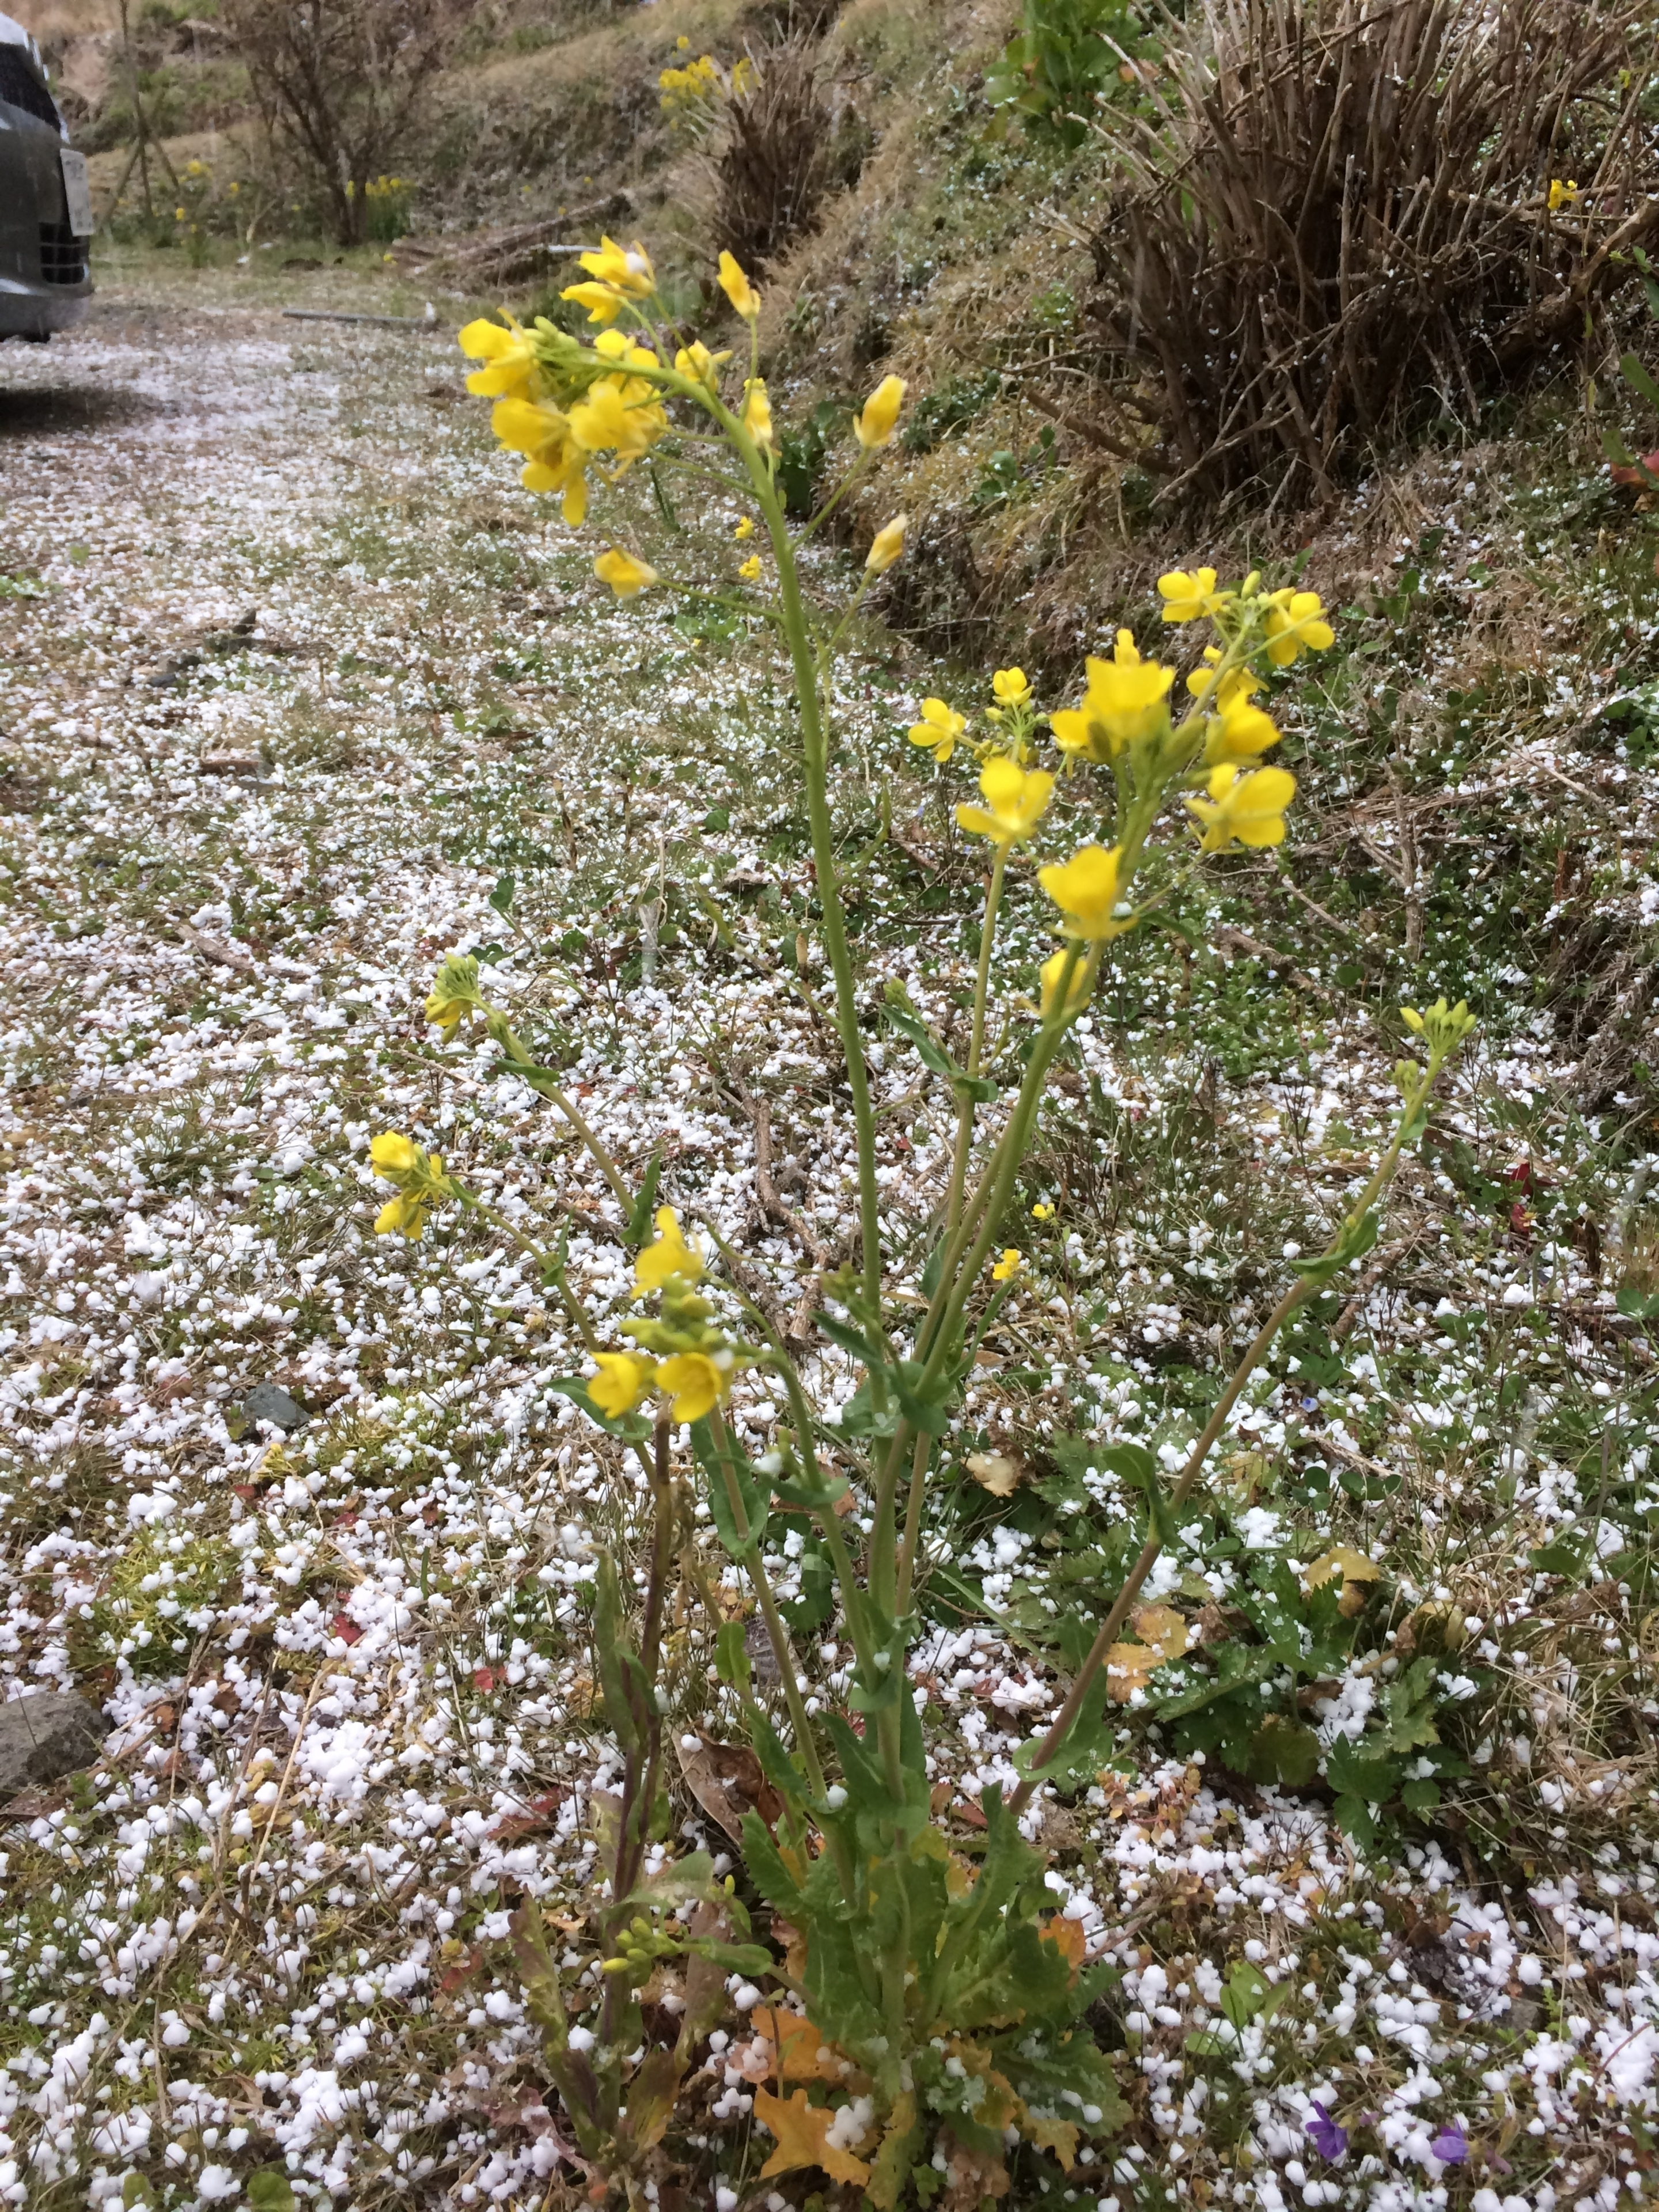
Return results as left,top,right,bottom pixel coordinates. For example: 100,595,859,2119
1548,177,1579,210
1039,946,1094,1021
733,516,755,539
676,32,690,47
990,1249,1023,1282
1038,843,1127,939
991,667,1031,707
560,235,656,324
656,1351,726,1423
594,547,660,597
175,206,187,222
909,697,966,763
634,1205,703,1295
674,338,731,392
1158,567,1229,623
854,374,907,450
1203,690,1283,767
718,250,760,321
956,755,1054,845
738,553,763,581
1261,589,1334,667
741,378,774,451
1185,763,1297,850
866,514,907,573
1050,632,1173,762
590,1351,657,1419
1031,1200,1055,1220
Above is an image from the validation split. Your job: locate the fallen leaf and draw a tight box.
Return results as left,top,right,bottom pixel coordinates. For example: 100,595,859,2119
754,2086,871,2186
673,1732,785,1842
1040,1915,1088,1974
1105,1603,1191,1703
472,1665,497,1692
1021,2107,1079,2169
752,2006,847,2084
330,1612,363,1646
1305,1545,1380,1591
1610,449,1659,487
965,1450,1022,1497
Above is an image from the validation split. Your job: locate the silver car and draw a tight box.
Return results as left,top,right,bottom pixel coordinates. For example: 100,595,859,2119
0,11,92,341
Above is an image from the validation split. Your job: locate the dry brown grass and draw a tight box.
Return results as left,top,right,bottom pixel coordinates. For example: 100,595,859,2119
1083,0,1658,509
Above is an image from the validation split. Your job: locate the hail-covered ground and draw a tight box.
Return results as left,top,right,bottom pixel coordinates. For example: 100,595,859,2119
1,271,1657,2212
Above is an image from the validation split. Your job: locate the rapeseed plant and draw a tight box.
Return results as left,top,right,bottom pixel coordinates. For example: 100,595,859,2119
366,241,1479,2207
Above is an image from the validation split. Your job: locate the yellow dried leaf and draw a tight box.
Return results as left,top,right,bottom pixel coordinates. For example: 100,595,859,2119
1104,1603,1190,1704
1305,1546,1380,1590
755,2087,871,2186
752,2008,846,2085
1021,2107,1080,2171
965,1450,1022,1497
1040,1914,1087,1974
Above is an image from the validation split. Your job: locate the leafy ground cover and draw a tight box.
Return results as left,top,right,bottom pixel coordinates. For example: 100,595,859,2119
0,252,1657,2212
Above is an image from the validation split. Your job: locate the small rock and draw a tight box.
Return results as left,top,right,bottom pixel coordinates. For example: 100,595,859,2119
243,1381,309,1432
0,1693,108,1798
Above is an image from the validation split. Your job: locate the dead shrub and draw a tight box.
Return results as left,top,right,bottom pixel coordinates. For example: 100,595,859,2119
713,35,851,270
1083,0,1659,507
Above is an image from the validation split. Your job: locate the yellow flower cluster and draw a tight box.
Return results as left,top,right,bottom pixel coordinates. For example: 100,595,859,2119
369,1133,450,1241
586,1209,751,1427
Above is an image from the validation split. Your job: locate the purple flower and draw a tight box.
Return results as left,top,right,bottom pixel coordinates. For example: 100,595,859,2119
1429,2124,1469,2165
1305,2103,1349,2162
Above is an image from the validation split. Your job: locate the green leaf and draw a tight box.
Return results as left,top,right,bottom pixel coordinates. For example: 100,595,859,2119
488,873,516,915
1245,1716,1321,1787
121,2180,160,2211
714,1619,752,1695
1616,1286,1659,1320
893,1358,952,1436
884,1005,997,1102
684,1937,775,1975
626,1150,665,1249
1292,1208,1379,1286
690,1418,766,1560
1620,350,1659,414
246,2175,297,2212
1218,1959,1285,2031
593,1549,645,1756
771,1467,851,1513
1325,1737,1397,1806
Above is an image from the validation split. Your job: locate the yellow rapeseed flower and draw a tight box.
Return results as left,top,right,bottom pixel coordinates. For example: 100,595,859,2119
674,339,731,392
909,698,966,764
1185,763,1297,850
741,378,775,452
375,1190,433,1240
866,514,907,573
854,374,907,450
955,755,1054,845
1040,945,1094,1021
589,1351,657,1419
1203,690,1283,767
1039,844,1128,939
369,1132,421,1179
594,547,660,597
991,667,1032,707
1261,589,1335,668
656,1351,726,1424
569,378,668,467
1050,631,1173,762
634,1205,703,1295
733,516,755,539
560,235,656,325
1548,177,1579,210
1158,567,1229,623
1031,1200,1055,1219
459,316,540,399
990,1249,1024,1282
738,553,763,581
718,250,760,321
490,396,589,524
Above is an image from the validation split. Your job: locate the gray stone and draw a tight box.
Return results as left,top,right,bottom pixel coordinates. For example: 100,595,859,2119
0,1693,108,1798
244,1381,308,1431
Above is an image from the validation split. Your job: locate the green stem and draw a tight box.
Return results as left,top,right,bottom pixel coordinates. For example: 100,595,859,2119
488,1017,635,1211
706,1407,827,1799
1007,1057,1446,1813
452,1191,602,1357
945,844,1008,1237
895,1430,932,1616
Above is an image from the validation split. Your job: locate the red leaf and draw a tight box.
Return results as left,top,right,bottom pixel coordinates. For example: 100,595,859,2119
331,1612,363,1645
1610,449,1659,487
232,1484,260,1503
473,1665,498,1692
